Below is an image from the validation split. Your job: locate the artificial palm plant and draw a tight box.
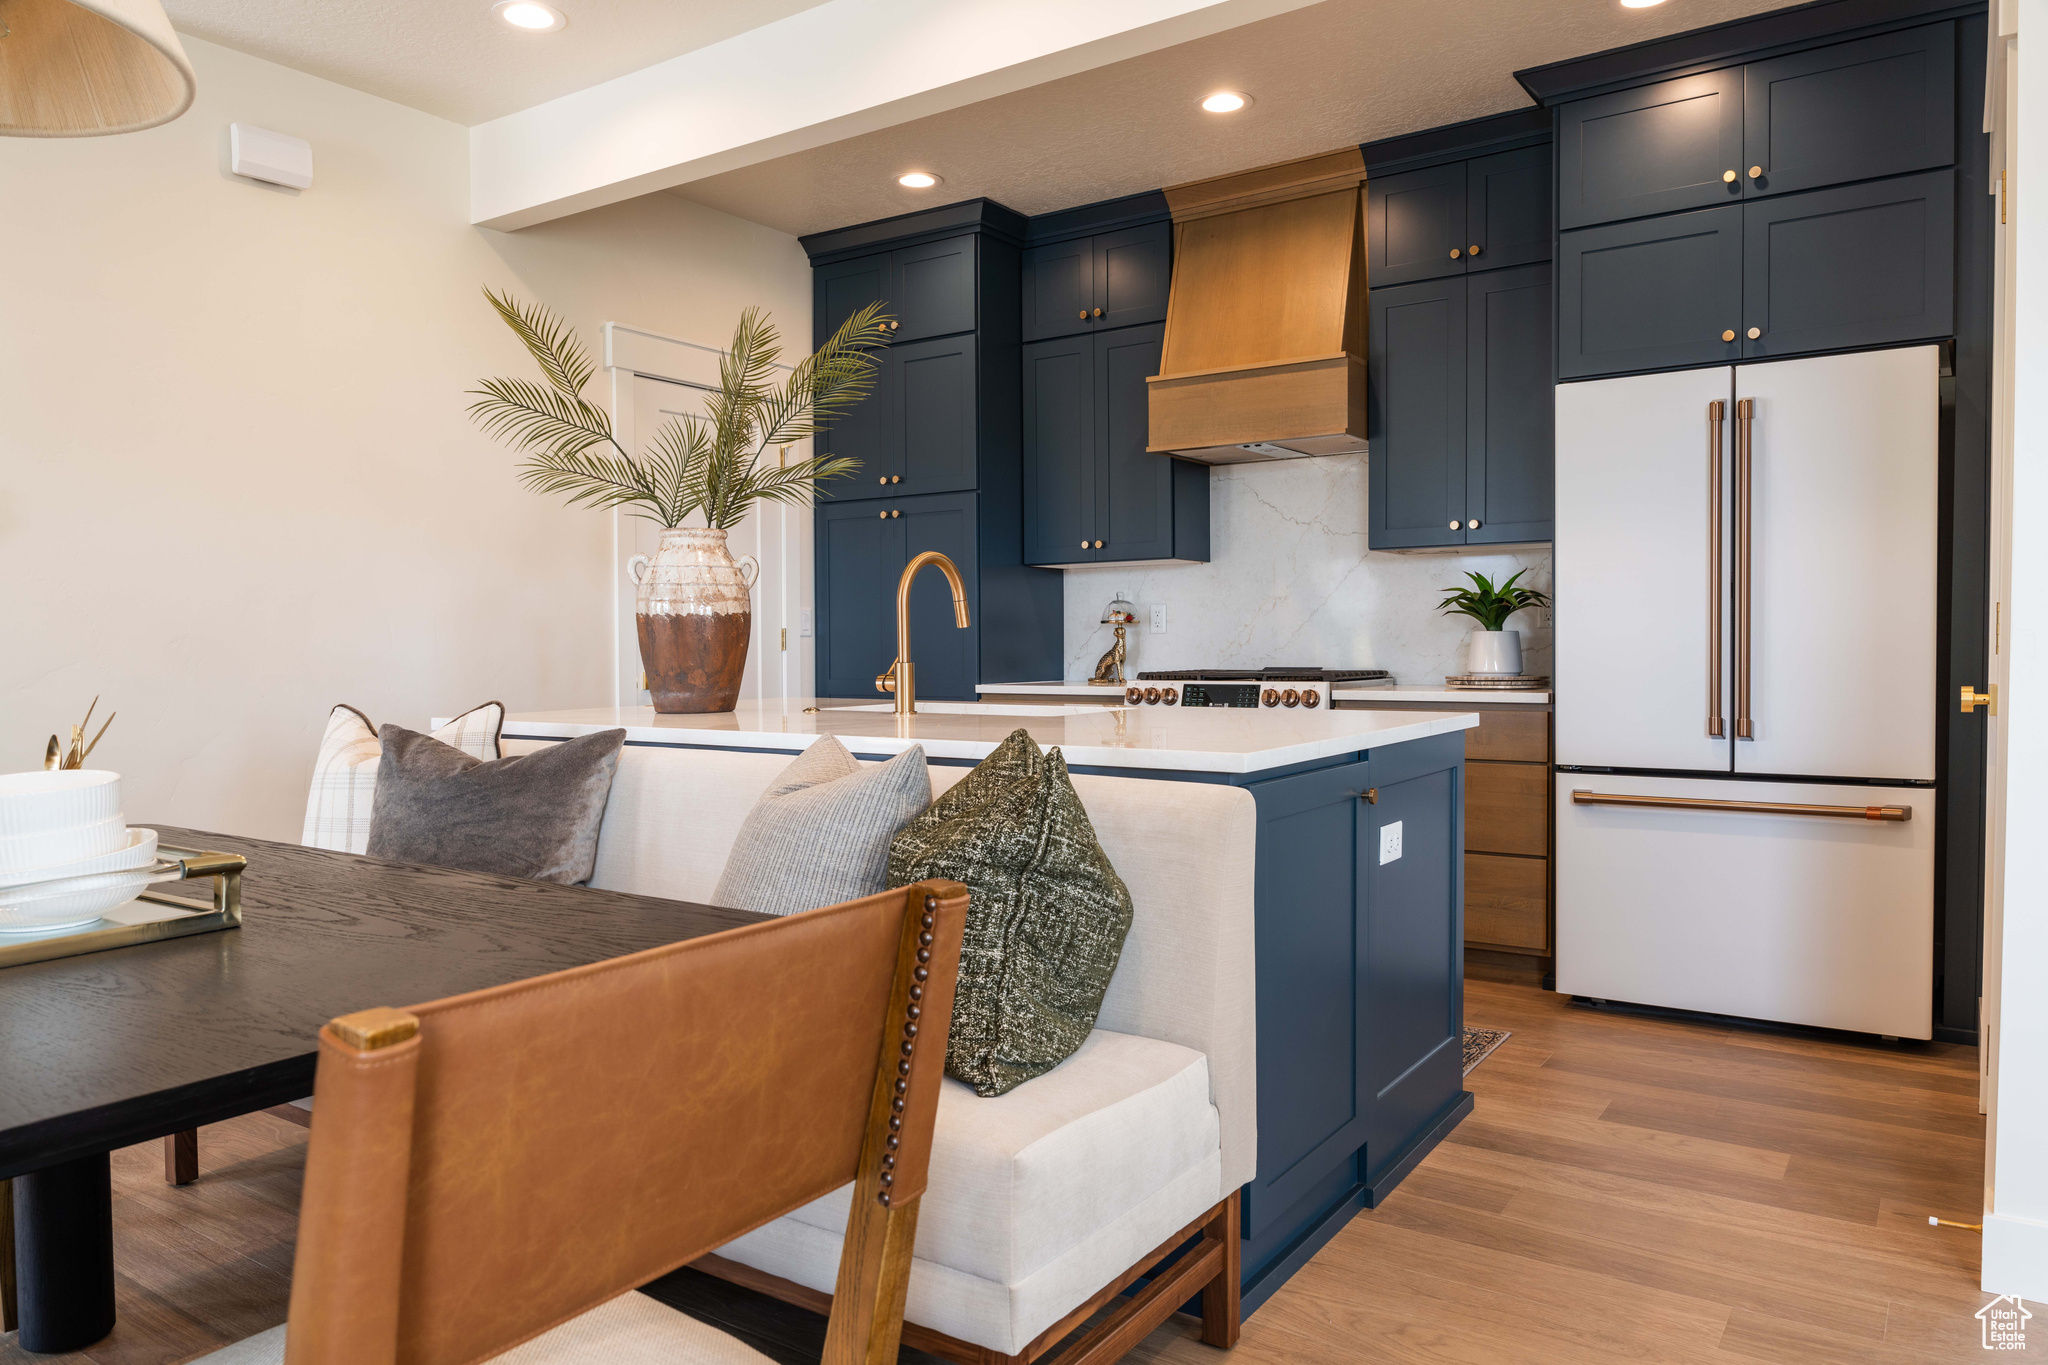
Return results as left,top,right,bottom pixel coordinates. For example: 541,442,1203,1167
1436,569,1551,631
468,288,891,527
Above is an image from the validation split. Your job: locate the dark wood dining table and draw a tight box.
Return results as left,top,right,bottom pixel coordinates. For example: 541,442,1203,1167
0,827,763,1354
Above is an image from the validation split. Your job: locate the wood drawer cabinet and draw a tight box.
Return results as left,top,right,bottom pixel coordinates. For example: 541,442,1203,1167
1466,853,1548,950
1466,761,1548,857
1465,710,1549,762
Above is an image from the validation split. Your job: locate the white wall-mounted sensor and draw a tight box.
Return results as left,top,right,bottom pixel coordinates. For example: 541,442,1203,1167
230,124,313,189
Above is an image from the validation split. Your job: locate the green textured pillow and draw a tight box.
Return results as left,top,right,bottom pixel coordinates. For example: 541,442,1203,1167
888,729,1135,1097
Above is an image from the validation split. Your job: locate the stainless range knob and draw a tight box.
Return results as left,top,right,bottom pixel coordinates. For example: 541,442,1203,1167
1161,687,1178,705
1262,689,1280,707
1281,689,1301,708
1125,687,1143,705
1303,690,1322,708
1143,687,1161,704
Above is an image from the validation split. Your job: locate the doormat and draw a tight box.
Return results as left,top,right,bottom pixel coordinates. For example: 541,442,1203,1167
1463,1027,1512,1074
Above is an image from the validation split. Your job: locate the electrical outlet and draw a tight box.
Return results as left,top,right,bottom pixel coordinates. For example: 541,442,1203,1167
1150,604,1168,634
1378,820,1403,865
800,608,814,638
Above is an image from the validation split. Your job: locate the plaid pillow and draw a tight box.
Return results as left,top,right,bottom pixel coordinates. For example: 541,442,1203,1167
300,701,502,853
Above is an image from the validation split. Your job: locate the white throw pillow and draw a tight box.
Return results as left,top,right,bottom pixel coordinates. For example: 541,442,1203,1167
299,701,503,853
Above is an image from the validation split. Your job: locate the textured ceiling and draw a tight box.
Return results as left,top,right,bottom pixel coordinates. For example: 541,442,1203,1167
162,0,830,124
673,0,1803,237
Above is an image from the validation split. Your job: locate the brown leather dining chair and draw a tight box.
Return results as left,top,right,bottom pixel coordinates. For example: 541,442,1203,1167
194,879,969,1365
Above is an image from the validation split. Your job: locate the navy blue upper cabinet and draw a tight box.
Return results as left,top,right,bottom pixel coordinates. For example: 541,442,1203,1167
1367,163,1466,287
821,341,902,487
1023,322,1208,566
1021,221,1171,342
1465,146,1552,272
1557,205,1744,379
1369,265,1553,549
1022,334,1096,565
896,335,979,496
814,233,978,343
1559,23,1958,230
1465,263,1553,544
1742,169,1954,358
1368,276,1466,548
1743,25,1954,199
1559,68,1745,229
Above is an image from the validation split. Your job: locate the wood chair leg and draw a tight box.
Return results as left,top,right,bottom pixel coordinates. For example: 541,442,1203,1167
2,1176,17,1334
163,1129,198,1186
1199,1190,1241,1349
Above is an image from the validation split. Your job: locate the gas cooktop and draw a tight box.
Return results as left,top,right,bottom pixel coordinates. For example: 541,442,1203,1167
1124,668,1393,708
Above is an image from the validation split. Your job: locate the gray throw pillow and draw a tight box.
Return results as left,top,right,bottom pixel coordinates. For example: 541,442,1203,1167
888,728,1134,1097
713,736,932,917
367,725,625,885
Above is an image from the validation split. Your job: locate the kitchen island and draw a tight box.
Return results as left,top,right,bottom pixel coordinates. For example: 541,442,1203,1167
497,700,1478,1312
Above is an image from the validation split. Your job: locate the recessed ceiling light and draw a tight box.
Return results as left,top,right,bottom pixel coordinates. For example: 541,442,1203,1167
1201,91,1251,114
897,171,941,189
1619,0,1668,8
492,1,565,31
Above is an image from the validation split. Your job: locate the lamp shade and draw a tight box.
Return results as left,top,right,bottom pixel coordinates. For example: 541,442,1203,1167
0,0,195,137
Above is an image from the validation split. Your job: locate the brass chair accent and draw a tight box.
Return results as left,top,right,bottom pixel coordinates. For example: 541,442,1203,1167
194,879,967,1365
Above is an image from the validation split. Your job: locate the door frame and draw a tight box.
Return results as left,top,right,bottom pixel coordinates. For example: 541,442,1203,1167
601,322,812,706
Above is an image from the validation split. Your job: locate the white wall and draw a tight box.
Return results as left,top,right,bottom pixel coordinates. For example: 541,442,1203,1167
1061,452,1552,683
0,37,811,842
1986,0,2048,1304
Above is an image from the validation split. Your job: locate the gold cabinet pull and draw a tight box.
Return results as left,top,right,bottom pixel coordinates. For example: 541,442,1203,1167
1572,790,1911,821
1749,165,1764,179
891,509,900,518
1962,684,1998,715
879,511,888,519
1467,519,1480,530
1092,307,1103,317
1723,169,1737,183
1734,398,1755,740
1449,521,1461,530
1748,327,1762,340
878,476,888,484
1468,244,1481,256
1449,248,1461,259
1079,310,1089,320
1707,400,1726,738
1722,329,1736,342
1093,539,1104,548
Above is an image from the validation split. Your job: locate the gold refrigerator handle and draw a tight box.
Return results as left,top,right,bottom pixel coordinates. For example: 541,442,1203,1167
1707,400,1726,738
1571,790,1911,822
1733,397,1755,740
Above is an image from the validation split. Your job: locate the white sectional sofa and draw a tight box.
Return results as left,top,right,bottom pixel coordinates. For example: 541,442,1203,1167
500,738,1258,1365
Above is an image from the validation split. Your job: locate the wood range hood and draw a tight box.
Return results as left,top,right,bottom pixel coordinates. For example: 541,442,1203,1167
1148,148,1368,464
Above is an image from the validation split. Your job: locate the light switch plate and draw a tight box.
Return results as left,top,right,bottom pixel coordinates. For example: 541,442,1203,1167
800,608,814,638
1378,820,1403,865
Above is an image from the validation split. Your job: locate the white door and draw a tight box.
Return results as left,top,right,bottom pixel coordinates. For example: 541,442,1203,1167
1556,773,1934,1038
617,375,812,706
1732,347,1938,780
1555,365,1735,771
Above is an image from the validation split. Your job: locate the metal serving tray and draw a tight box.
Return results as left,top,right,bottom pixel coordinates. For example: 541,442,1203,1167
0,847,247,970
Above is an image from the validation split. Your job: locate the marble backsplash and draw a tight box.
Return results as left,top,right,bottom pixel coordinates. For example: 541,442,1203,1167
1060,453,1553,685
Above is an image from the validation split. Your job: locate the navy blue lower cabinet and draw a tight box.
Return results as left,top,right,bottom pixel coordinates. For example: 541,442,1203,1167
813,491,980,701
1558,205,1744,379
1741,169,1955,359
1233,732,1470,1312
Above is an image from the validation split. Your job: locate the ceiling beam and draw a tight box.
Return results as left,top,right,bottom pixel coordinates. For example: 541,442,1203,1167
468,0,1326,231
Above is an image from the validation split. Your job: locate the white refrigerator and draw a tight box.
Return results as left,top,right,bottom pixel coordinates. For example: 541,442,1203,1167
1553,346,1938,1039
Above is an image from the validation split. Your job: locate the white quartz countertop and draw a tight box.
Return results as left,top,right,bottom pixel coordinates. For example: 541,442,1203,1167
976,680,1549,705
496,701,1478,775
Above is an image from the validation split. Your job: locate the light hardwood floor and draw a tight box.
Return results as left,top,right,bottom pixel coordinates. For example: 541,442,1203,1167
3,978,2023,1364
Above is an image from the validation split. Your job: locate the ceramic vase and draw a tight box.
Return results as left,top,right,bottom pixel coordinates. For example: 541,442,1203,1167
1467,628,1522,676
628,528,759,713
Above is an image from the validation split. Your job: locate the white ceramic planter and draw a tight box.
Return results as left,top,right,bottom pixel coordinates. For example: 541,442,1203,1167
1467,628,1523,676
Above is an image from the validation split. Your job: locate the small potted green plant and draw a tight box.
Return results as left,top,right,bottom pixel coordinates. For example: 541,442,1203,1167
1436,570,1550,675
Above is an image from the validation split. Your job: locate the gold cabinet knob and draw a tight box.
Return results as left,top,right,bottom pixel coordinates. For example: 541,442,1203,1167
879,511,888,519
1722,329,1736,342
1079,310,1089,320
1449,521,1460,530
1963,684,1998,714
1468,519,1480,530
1094,539,1104,548
1747,327,1761,340
890,320,900,331
1092,307,1103,318
1468,244,1481,256
891,509,900,518
879,476,888,484
1723,169,1737,183
1749,165,1764,179
1449,248,1461,259
1082,540,1090,549
891,475,901,483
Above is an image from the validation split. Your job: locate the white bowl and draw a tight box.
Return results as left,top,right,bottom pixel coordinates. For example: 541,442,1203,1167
0,815,131,875
0,770,122,838
0,828,158,889
0,867,154,932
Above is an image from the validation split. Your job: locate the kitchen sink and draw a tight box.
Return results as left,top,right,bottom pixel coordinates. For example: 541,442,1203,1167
831,702,1123,717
